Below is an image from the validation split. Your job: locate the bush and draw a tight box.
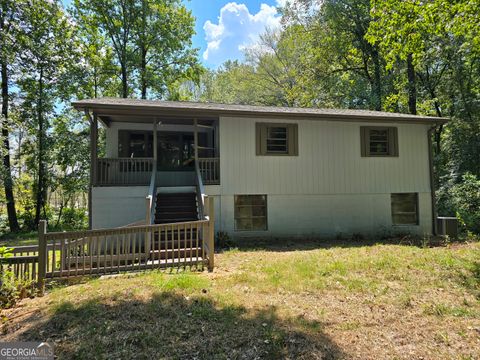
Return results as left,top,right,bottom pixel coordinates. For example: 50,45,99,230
0,247,37,308
58,207,88,230
450,173,480,234
215,231,233,249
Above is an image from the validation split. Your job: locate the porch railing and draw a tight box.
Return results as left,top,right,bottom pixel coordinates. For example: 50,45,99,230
96,158,153,186
198,158,220,185
95,157,220,186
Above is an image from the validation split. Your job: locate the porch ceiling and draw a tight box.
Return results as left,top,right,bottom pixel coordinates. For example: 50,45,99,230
96,113,216,127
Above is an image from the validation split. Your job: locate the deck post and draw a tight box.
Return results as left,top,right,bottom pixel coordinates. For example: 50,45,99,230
207,196,215,272
145,196,152,261
37,220,47,295
88,113,98,229
153,119,158,164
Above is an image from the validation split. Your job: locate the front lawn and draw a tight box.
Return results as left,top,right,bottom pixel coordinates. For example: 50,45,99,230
2,240,479,359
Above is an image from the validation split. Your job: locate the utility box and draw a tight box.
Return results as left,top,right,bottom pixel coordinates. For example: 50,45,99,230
437,217,458,238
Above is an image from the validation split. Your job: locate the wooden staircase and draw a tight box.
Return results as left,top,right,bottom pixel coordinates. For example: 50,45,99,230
154,192,198,224
151,190,204,265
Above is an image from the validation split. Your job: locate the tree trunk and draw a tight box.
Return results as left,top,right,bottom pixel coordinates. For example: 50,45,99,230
35,67,45,226
1,59,20,231
406,53,417,115
121,61,128,98
372,48,382,111
140,46,147,99
140,0,147,100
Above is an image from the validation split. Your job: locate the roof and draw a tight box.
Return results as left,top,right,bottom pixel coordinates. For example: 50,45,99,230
72,97,447,125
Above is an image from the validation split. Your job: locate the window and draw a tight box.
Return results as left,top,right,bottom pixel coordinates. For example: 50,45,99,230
391,193,419,225
360,126,398,157
234,195,267,231
256,123,298,156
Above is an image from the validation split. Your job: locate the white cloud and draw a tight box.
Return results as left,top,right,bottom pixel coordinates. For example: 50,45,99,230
202,2,282,66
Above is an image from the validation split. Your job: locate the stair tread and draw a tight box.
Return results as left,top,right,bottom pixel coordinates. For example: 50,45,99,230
150,247,202,253
154,191,198,224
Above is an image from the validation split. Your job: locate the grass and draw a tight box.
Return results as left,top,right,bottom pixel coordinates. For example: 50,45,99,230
1,239,479,359
0,231,38,247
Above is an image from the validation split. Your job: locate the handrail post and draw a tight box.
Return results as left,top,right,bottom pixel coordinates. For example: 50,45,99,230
207,196,215,272
37,220,47,295
145,196,152,260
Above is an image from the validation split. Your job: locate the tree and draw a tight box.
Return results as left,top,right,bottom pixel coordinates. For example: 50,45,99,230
0,0,21,231
69,10,120,99
133,0,200,99
198,61,263,105
74,0,139,98
280,0,388,110
18,0,79,225
74,0,201,99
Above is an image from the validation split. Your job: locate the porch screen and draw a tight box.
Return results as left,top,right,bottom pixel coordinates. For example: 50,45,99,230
118,130,153,158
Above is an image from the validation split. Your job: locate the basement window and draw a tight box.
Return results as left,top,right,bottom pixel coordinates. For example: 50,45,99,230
360,126,398,157
234,195,267,231
391,193,419,225
256,123,298,156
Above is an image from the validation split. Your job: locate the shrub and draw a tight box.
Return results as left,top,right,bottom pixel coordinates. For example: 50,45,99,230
450,173,480,234
215,231,233,249
58,207,88,230
0,247,37,308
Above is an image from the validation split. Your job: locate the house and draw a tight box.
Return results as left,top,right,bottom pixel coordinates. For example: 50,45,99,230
72,98,446,239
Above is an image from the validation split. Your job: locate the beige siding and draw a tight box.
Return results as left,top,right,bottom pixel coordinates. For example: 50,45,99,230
219,116,431,195
217,116,433,237
94,116,433,236
92,186,148,229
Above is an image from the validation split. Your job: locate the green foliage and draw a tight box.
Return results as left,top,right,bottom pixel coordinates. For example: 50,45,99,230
0,247,36,308
0,268,36,308
450,173,480,234
215,231,233,249
73,0,201,99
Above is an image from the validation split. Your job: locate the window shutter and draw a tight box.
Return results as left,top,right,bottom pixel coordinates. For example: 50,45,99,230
360,126,367,157
287,124,298,156
255,123,262,155
256,123,269,155
389,127,399,156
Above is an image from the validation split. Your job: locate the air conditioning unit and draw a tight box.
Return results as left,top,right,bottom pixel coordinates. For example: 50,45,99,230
437,217,458,238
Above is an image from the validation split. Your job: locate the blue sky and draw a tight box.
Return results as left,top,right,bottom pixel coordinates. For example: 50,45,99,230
63,0,284,69
184,0,284,67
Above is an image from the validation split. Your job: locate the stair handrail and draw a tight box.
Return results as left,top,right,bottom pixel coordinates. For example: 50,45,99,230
145,161,157,225
195,161,206,220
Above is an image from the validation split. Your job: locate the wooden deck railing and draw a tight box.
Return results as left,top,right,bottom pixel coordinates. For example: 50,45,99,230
0,245,41,282
1,201,215,294
95,157,219,186
198,158,220,185
96,158,153,186
195,161,206,220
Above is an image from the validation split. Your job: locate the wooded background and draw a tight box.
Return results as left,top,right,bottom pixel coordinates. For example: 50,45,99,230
1,0,479,235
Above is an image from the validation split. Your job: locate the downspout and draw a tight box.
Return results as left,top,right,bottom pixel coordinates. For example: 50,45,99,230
427,124,438,235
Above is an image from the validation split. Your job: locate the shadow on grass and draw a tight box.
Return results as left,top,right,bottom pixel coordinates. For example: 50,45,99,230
224,235,467,253
15,292,344,359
